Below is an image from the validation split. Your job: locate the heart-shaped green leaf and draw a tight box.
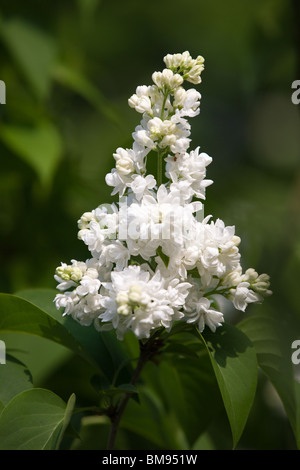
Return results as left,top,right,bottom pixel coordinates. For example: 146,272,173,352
0,389,75,450
0,355,33,406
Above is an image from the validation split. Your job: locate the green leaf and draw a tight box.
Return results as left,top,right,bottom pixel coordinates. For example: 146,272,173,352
0,120,63,189
60,393,77,448
90,376,137,398
200,322,258,448
0,293,102,373
117,383,138,394
163,341,200,358
0,18,57,99
70,415,110,450
14,289,133,384
0,355,33,406
121,385,176,449
192,432,216,450
0,389,75,450
131,344,223,449
238,313,300,448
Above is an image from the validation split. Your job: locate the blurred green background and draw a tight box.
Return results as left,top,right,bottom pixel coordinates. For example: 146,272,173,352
0,0,300,449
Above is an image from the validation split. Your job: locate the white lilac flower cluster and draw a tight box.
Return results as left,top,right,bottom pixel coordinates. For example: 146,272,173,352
54,51,271,341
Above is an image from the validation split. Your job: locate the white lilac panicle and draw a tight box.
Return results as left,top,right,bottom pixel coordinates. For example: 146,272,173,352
96,265,191,340
54,52,272,340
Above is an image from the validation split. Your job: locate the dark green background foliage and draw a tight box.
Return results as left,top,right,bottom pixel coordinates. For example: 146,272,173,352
0,0,299,450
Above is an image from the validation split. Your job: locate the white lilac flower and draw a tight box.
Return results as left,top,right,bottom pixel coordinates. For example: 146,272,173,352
55,291,79,316
163,52,192,70
99,240,130,271
55,259,87,291
225,268,272,312
105,168,132,196
94,205,119,239
163,51,205,84
97,265,191,340
166,147,213,201
128,84,173,119
132,112,191,155
241,268,272,296
184,282,224,333
77,211,96,230
152,69,183,91
173,87,201,118
132,123,157,151
228,282,261,312
128,174,156,201
54,51,271,340
113,147,145,175
128,85,153,115
125,185,202,252
147,117,177,146
54,260,107,326
194,218,241,287
105,146,149,196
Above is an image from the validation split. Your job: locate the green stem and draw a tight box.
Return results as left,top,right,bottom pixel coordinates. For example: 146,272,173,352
106,353,145,450
203,285,235,298
106,335,164,450
160,91,168,120
156,92,168,187
157,147,163,187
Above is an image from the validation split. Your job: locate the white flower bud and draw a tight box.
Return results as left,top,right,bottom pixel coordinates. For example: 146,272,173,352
128,87,152,114
78,212,95,230
242,268,258,282
86,268,99,279
152,69,183,91
173,87,187,108
113,147,135,175
116,157,134,175
160,134,177,148
56,264,84,282
70,267,84,282
164,53,184,69
116,291,129,305
128,284,142,303
222,269,242,287
117,304,131,316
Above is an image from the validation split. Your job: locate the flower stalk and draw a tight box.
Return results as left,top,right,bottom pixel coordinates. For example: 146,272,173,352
106,335,163,450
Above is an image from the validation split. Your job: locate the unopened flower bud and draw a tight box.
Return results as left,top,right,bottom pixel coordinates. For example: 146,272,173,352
128,284,142,303
116,291,129,306
78,212,95,230
152,69,183,91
